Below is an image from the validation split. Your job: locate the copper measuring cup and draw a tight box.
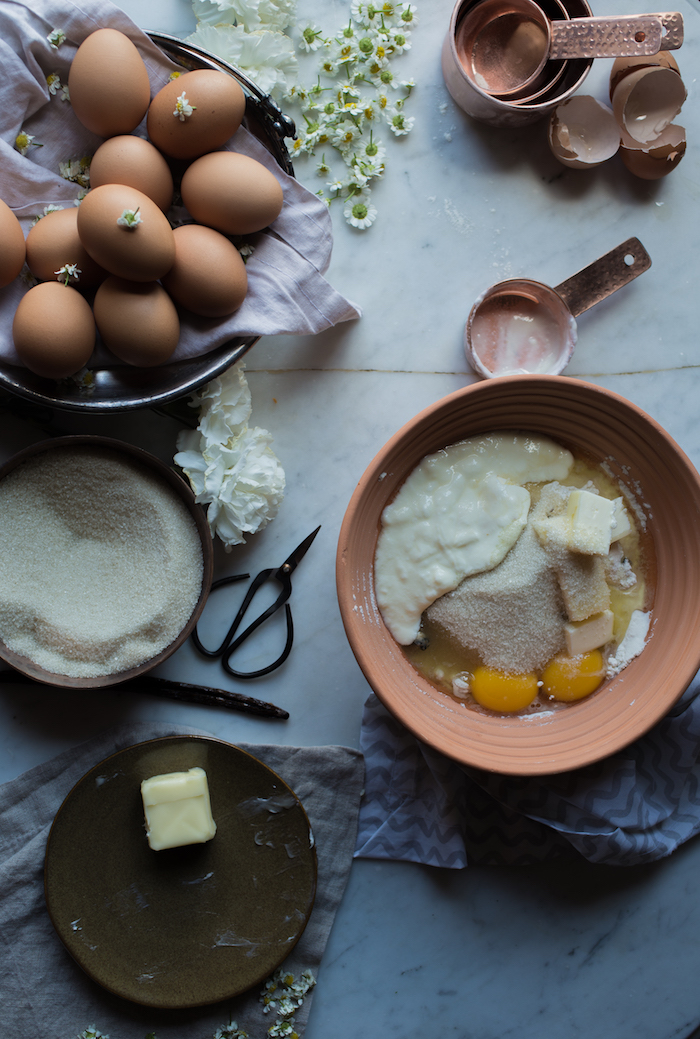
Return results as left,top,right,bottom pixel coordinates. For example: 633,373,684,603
458,0,683,100
465,237,651,378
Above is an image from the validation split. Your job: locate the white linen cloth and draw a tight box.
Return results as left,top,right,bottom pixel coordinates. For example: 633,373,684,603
0,0,360,366
355,673,700,868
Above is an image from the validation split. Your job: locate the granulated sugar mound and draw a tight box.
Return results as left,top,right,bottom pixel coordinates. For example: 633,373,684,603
0,445,203,678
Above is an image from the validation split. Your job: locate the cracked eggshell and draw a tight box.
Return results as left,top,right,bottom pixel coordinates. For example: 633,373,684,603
548,96,620,169
620,124,686,180
612,65,686,146
609,52,681,101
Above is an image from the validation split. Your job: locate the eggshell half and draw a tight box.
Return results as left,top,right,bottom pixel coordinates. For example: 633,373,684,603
94,276,180,366
620,124,686,180
68,29,151,138
89,136,174,212
180,152,284,235
612,65,687,146
147,70,246,160
161,224,248,317
77,184,175,282
548,96,620,169
26,208,106,288
12,282,95,378
0,199,26,288
609,52,681,101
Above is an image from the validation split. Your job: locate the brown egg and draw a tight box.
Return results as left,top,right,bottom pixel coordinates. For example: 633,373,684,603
180,152,284,235
89,135,174,212
12,282,95,379
77,184,175,282
147,70,246,160
161,224,248,317
94,276,180,366
68,29,150,138
0,199,26,288
25,208,106,288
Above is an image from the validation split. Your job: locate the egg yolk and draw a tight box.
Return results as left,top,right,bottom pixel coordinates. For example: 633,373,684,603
541,650,605,702
470,666,539,712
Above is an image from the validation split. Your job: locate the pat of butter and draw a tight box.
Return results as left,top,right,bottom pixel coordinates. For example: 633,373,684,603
566,490,615,556
564,609,614,656
610,498,632,542
141,766,216,851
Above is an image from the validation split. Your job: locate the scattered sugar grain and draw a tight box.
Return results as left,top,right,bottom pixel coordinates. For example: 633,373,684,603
0,447,203,677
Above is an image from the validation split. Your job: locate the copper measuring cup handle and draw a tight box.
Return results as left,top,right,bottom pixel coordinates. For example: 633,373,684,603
549,11,684,58
554,238,652,319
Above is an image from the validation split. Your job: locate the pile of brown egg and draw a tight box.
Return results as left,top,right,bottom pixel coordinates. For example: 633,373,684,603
0,28,285,380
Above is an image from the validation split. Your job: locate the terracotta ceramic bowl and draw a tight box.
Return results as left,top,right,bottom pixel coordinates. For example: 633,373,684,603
0,436,213,689
337,375,700,775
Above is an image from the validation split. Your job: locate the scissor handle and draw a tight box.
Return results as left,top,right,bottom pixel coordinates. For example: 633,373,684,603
191,568,294,679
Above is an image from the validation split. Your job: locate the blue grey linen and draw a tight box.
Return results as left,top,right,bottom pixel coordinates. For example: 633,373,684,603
355,674,700,868
0,721,363,1039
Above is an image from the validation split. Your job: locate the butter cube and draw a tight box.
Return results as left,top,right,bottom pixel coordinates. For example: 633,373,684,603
141,767,216,851
610,498,632,542
566,489,615,555
564,610,614,655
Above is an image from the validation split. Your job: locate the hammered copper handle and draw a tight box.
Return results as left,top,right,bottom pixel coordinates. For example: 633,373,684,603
554,238,652,319
549,11,683,58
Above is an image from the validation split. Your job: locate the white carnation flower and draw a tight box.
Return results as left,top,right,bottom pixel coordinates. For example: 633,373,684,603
187,24,297,98
174,363,285,549
192,0,295,33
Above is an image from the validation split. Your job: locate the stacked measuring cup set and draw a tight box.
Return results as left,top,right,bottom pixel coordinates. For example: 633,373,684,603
442,0,683,126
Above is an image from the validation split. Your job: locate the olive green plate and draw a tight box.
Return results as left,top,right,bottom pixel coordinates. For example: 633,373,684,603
44,736,317,1009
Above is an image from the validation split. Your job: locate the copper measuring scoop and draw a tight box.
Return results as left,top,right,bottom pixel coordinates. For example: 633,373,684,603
465,237,651,378
459,0,683,99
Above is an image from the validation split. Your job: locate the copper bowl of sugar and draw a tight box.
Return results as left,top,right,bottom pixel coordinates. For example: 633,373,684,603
336,375,700,775
0,436,213,688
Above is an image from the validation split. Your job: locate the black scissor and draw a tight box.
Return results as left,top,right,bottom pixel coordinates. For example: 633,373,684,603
191,526,321,679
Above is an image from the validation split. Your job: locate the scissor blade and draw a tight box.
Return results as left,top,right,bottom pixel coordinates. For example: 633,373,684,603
282,524,321,572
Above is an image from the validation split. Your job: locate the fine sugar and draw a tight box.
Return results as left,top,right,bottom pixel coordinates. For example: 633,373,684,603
0,445,203,677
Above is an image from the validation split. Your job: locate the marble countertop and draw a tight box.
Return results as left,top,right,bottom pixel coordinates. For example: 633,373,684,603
2,0,700,1035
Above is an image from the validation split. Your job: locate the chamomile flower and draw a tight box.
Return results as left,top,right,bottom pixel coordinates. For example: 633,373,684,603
214,1022,249,1039
59,157,91,188
300,24,326,52
47,28,66,48
60,84,71,101
32,204,63,225
46,72,61,95
326,178,345,194
388,29,411,54
331,121,362,151
15,132,41,156
55,262,81,285
401,3,419,26
387,107,414,134
344,191,377,228
174,91,196,119
117,207,142,228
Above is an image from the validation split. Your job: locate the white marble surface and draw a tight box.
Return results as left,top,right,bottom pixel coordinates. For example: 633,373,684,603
3,0,700,1035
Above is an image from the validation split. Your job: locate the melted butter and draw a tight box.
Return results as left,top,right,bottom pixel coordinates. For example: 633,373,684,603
374,433,573,644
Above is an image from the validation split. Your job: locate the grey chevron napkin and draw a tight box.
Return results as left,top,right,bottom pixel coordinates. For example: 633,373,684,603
355,672,700,868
